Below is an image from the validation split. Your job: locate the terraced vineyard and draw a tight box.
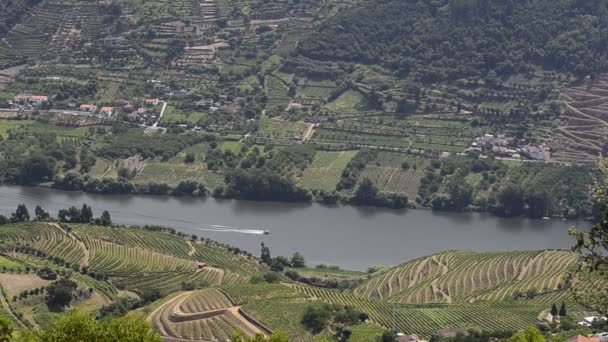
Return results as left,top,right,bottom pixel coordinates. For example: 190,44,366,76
133,160,225,188
550,74,608,164
360,152,431,199
298,151,357,190
353,250,577,304
148,289,264,341
291,284,546,338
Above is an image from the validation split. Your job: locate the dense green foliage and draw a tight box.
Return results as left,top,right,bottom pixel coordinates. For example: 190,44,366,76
300,0,608,79
14,310,161,342
0,0,42,34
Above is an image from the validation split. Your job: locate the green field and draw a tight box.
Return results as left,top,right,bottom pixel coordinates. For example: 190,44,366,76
325,90,377,113
0,120,33,138
298,151,357,190
360,152,431,198
161,105,207,126
134,160,225,188
258,117,309,140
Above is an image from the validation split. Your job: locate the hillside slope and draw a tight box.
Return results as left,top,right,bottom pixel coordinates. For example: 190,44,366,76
299,0,608,80
353,250,577,304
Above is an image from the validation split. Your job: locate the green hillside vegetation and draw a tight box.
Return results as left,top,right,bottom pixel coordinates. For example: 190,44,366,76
299,0,608,80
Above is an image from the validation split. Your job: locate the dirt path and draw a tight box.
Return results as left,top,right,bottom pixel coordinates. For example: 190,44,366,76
431,278,452,303
149,290,265,339
52,223,89,267
186,240,196,257
0,286,26,329
205,267,225,285
302,123,316,142
152,101,168,128
147,292,193,328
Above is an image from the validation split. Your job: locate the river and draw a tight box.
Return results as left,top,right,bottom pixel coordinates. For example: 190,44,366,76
0,185,588,271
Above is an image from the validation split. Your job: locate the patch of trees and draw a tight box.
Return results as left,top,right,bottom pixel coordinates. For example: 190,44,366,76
301,303,367,334
418,156,593,218
3,310,161,341
350,178,408,209
299,0,608,80
96,128,216,160
0,0,42,34
223,168,311,202
45,278,78,310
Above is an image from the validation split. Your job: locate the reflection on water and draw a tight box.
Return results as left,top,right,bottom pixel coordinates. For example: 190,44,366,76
0,185,588,271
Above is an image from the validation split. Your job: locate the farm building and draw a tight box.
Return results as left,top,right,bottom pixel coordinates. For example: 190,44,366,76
145,98,160,106
100,107,114,117
80,104,97,112
196,262,207,269
14,95,49,106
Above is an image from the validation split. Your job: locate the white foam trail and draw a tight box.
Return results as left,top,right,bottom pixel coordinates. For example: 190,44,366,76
190,226,266,235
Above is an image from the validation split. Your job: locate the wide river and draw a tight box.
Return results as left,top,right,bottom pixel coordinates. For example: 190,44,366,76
0,185,589,271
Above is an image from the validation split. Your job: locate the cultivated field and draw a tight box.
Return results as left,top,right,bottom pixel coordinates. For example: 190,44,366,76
298,151,357,190
550,74,608,163
360,152,431,199
148,288,265,341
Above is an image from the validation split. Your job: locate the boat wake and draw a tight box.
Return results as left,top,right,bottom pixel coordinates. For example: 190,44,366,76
191,224,267,235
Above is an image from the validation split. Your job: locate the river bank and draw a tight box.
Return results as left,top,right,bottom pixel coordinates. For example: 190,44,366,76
0,184,588,271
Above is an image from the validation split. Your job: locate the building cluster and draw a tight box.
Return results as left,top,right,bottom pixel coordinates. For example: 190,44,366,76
148,80,188,98
12,94,49,107
79,104,114,118
465,133,551,161
126,99,161,124
194,94,243,114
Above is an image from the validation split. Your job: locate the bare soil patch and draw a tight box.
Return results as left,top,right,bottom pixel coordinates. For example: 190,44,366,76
0,274,50,296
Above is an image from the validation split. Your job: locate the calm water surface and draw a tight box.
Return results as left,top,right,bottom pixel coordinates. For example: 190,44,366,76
0,185,588,270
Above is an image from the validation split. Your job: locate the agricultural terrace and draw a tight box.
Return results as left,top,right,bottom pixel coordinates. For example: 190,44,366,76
148,288,264,341
133,160,224,188
352,250,577,304
291,285,559,339
298,151,357,190
0,222,260,296
360,152,431,199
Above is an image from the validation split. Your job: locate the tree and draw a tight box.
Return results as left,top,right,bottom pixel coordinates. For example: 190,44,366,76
510,326,546,342
570,157,608,315
19,310,162,341
18,155,53,184
559,302,567,317
352,177,379,205
34,205,50,221
45,278,78,310
301,304,331,333
184,152,196,163
551,303,558,317
99,211,112,226
80,204,93,223
270,259,285,272
106,313,161,341
260,243,272,265
378,330,396,342
11,204,30,223
291,252,306,268
0,316,12,342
